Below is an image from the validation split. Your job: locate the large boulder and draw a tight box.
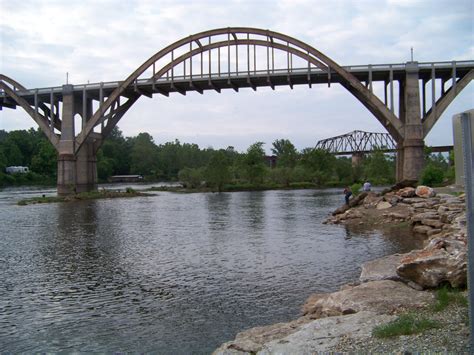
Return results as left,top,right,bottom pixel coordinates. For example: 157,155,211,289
363,192,383,208
212,317,311,354
302,280,433,318
415,185,436,198
213,312,395,355
397,187,416,198
359,254,406,283
332,192,368,216
397,238,467,288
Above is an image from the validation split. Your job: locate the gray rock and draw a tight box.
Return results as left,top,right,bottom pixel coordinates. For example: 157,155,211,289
257,312,396,355
383,211,411,220
412,202,430,209
413,225,433,235
212,317,312,354
363,192,383,209
412,212,439,222
397,187,416,198
397,238,467,288
402,197,429,204
390,196,402,205
426,228,443,237
302,280,433,318
421,219,444,229
360,254,407,283
376,201,392,210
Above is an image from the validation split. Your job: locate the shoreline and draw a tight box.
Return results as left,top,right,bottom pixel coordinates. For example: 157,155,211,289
214,184,469,354
16,189,153,205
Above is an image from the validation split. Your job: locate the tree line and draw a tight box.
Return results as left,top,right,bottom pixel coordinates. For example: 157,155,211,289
0,127,452,189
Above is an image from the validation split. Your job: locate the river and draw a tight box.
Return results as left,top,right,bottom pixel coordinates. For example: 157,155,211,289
0,186,424,353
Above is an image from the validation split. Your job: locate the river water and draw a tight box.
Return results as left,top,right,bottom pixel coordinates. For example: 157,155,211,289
0,186,424,353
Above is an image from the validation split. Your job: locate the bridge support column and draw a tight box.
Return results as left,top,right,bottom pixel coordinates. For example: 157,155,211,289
351,152,364,168
57,84,98,195
401,62,425,182
396,143,404,182
75,138,98,193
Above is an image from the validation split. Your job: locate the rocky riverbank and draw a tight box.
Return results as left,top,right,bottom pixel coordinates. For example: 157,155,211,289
214,185,469,354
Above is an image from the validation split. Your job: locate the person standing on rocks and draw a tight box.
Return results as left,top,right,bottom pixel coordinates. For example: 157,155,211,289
343,186,352,205
363,181,371,192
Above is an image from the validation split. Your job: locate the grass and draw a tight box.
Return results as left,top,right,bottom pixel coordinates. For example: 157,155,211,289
17,188,150,205
432,285,468,312
372,286,468,339
372,313,440,338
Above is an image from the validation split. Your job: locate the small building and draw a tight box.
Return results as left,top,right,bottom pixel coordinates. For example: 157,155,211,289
264,155,278,168
6,166,29,174
109,175,144,183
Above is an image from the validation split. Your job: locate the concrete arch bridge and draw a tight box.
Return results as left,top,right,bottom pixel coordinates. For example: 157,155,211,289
0,27,473,194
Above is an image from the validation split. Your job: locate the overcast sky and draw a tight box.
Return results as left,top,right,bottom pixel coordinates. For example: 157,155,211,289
1,0,473,153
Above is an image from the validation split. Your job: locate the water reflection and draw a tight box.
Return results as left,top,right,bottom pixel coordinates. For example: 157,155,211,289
240,191,265,230
206,192,231,232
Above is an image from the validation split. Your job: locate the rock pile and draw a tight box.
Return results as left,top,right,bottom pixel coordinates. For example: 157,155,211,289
326,185,467,289
214,186,468,354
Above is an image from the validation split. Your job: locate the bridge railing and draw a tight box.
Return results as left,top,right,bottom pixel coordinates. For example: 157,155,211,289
1,60,473,97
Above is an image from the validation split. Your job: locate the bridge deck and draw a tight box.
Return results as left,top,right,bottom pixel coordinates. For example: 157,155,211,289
1,60,473,108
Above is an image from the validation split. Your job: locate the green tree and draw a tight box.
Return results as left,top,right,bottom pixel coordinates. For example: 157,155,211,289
3,140,23,166
271,138,298,168
300,148,335,185
205,150,232,192
30,140,57,176
99,126,132,175
178,167,203,188
363,150,395,184
130,132,159,176
269,167,293,187
334,157,353,184
241,142,267,184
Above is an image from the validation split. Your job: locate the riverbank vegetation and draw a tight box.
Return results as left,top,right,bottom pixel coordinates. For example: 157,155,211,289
0,127,454,190
17,187,150,205
372,286,467,339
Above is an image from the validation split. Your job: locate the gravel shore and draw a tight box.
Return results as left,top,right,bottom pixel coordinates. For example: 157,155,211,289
329,292,470,354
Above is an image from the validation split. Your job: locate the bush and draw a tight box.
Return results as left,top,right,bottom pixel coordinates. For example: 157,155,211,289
420,163,444,186
350,183,362,196
178,167,203,189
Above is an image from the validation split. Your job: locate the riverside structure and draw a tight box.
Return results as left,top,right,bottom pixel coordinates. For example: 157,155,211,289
1,27,473,195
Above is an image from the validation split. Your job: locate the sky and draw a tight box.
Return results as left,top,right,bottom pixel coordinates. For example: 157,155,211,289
0,0,473,153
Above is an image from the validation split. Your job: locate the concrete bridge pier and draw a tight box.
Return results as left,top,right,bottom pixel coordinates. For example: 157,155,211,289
57,84,98,195
351,152,364,167
400,62,425,182
75,138,98,193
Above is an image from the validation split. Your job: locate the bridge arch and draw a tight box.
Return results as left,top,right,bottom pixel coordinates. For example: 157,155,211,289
77,27,403,152
0,74,59,147
422,69,474,137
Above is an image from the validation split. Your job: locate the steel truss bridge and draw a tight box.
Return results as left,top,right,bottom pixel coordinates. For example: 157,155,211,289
315,130,453,155
0,27,472,194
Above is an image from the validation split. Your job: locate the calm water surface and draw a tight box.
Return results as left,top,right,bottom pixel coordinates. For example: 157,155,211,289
0,186,423,353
